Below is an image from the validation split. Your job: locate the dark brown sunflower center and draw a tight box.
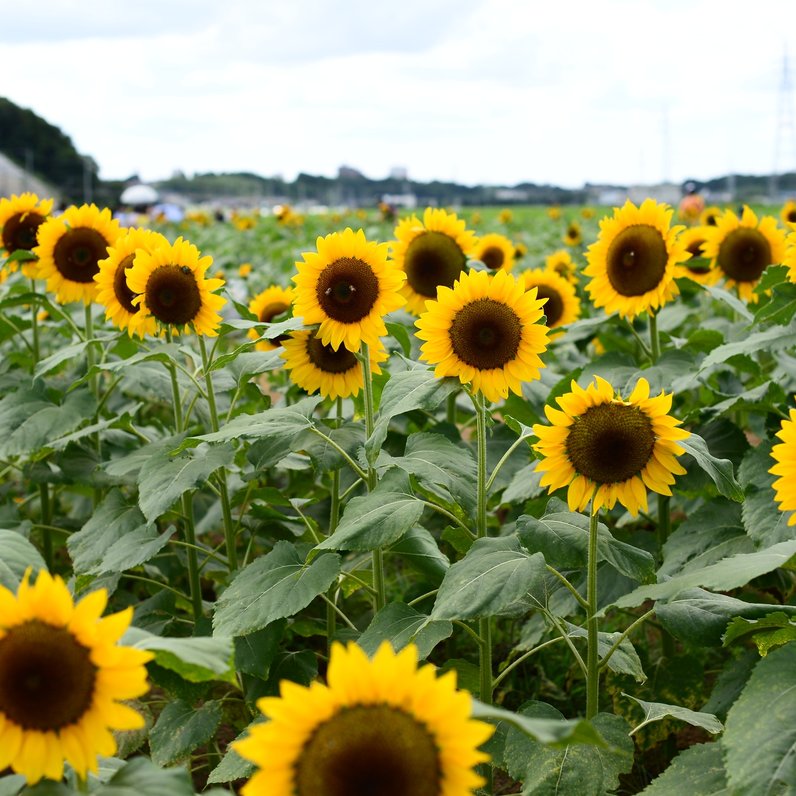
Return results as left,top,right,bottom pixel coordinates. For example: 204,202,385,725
2,211,46,253
787,210,796,223
717,228,772,283
315,257,379,324
113,254,139,314
294,705,441,796
306,333,359,374
686,239,706,258
0,619,97,731
567,226,580,240
605,224,668,296
536,285,564,327
145,264,202,325
449,298,522,370
565,402,656,484
53,227,109,283
404,231,467,297
705,214,718,226
259,301,291,344
480,246,505,270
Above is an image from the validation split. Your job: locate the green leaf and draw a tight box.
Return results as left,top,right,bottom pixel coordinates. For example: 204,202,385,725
358,603,453,659
388,526,450,584
699,324,796,370
213,541,340,636
703,284,754,321
385,320,412,356
297,422,364,471
234,621,286,678
137,444,235,522
623,693,722,735
723,611,796,656
33,339,90,377
93,757,196,796
564,623,646,683
431,536,547,620
740,442,792,547
638,742,728,795
148,699,222,767
679,432,744,501
0,775,25,796
723,644,796,796
0,530,45,590
206,725,257,784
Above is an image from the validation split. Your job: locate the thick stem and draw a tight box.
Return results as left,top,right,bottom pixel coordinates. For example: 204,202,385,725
84,304,102,506
657,495,676,658
649,310,660,364
586,505,600,719
198,335,237,571
39,484,53,571
326,397,344,654
30,279,40,369
446,391,457,425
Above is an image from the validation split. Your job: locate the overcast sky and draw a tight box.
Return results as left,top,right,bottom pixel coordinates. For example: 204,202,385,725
2,0,795,188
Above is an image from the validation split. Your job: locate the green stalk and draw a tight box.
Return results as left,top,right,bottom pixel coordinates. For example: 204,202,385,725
326,397,344,654
39,484,53,571
360,342,385,611
84,304,103,506
648,310,660,364
586,505,600,719
446,391,457,425
30,278,40,369
198,335,237,571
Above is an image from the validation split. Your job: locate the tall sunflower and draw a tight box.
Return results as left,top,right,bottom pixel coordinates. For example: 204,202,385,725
293,228,405,351
0,570,152,784
770,406,796,525
563,221,582,247
545,249,578,284
700,206,722,227
520,268,581,330
781,200,796,228
234,641,493,796
472,233,515,273
391,208,476,315
247,285,294,351
0,193,53,277
32,204,121,304
415,269,549,403
532,376,689,515
673,226,713,284
584,199,687,320
126,236,226,336
94,228,168,336
282,330,387,400
701,206,786,301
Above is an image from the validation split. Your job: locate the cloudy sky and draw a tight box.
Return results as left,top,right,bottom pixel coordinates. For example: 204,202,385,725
2,0,794,188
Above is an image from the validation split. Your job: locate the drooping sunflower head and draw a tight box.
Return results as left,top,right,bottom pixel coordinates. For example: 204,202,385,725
234,641,494,796
247,285,294,350
563,221,582,247
532,376,690,516
31,204,122,304
126,236,226,336
700,206,722,227
391,208,476,315
94,227,169,336
0,193,54,275
415,269,549,404
673,226,714,284
293,228,405,351
701,206,787,301
780,200,796,228
472,233,516,273
545,249,578,284
520,268,581,331
0,570,152,784
584,198,687,319
770,406,796,525
282,329,387,400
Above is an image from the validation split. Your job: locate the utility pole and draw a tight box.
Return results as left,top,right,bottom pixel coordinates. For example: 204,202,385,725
772,46,796,200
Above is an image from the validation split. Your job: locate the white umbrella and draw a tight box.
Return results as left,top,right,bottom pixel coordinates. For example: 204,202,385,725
120,184,159,205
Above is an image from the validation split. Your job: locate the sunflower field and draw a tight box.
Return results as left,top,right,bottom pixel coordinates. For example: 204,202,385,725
1,193,796,795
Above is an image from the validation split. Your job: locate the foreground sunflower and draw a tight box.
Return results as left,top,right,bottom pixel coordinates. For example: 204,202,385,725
282,330,388,400
247,285,294,350
234,641,494,796
32,204,121,304
701,206,786,301
0,570,152,784
416,269,548,403
293,228,404,351
584,199,687,320
532,376,689,515
126,236,226,336
520,268,580,330
781,200,796,228
770,406,796,525
545,249,578,284
673,226,713,284
391,208,476,314
94,227,168,336
0,193,53,275
472,232,515,273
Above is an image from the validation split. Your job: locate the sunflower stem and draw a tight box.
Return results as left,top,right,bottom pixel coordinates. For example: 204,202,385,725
29,278,40,370
586,505,600,720
39,483,53,571
198,335,238,571
657,494,676,658
446,391,457,425
649,310,661,364
326,397,344,654
84,303,103,506
361,342,385,611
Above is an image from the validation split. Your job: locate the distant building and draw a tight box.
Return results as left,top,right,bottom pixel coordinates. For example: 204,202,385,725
493,187,530,202
628,182,681,205
0,152,59,200
382,193,417,209
389,166,408,180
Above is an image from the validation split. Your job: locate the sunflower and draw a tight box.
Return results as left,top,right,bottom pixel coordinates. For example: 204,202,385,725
785,231,796,284
547,205,562,221
781,200,796,228
520,268,580,329
700,206,722,227
581,207,595,220
563,221,582,247
416,269,549,403
282,330,387,400
293,228,404,351
238,262,253,278
770,407,796,525
0,570,152,784
32,204,121,304
391,208,476,315
532,376,689,516
673,226,713,284
514,241,528,261
584,199,687,320
498,208,513,224
0,193,53,277
126,236,226,336
94,228,168,336
545,249,578,284
247,285,295,351
701,206,787,301
472,233,515,273
234,641,494,796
